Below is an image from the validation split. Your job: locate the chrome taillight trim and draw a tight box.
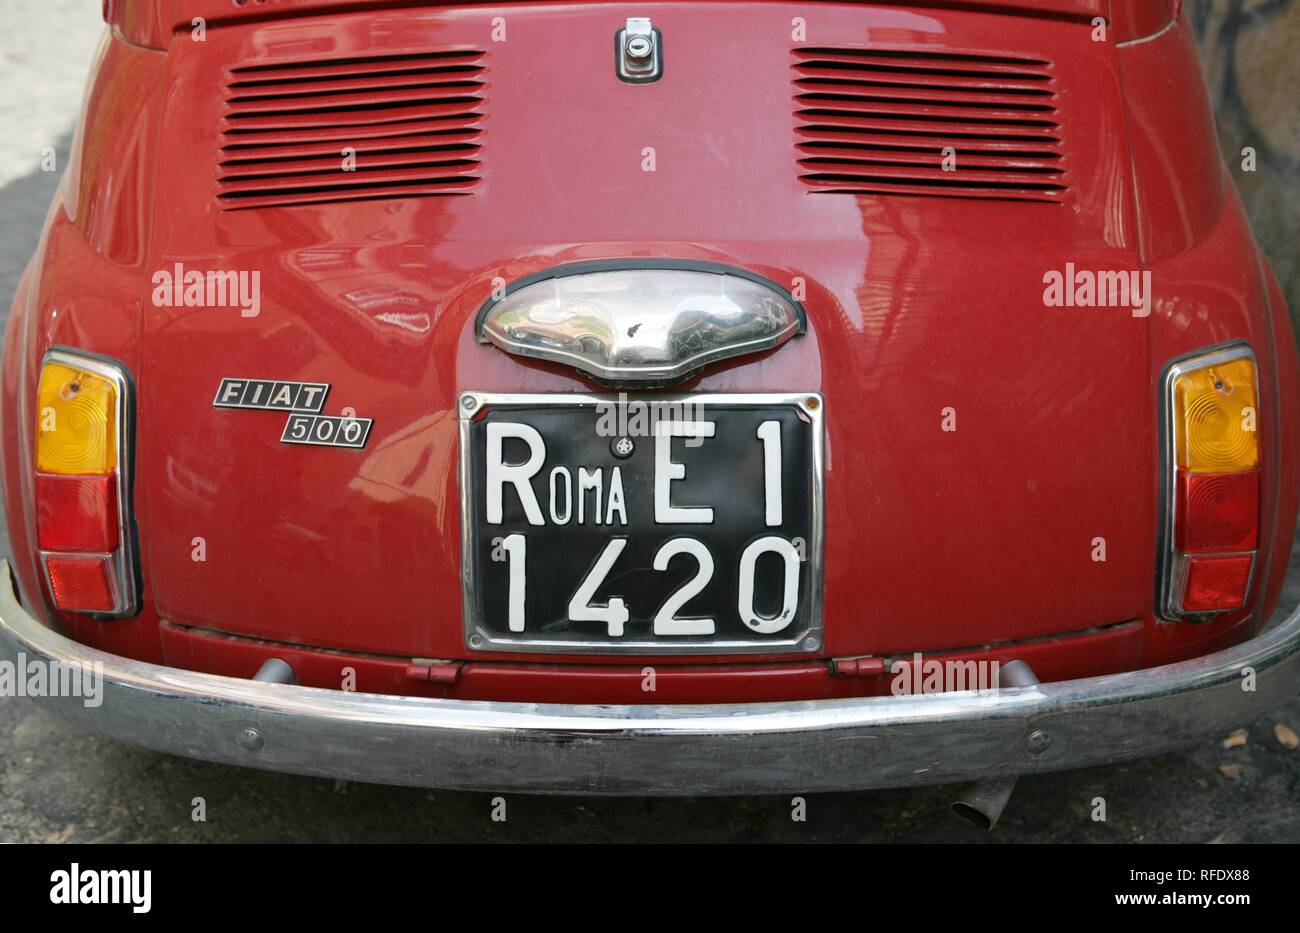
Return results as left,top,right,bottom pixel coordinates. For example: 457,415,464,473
1157,342,1258,621
39,348,139,618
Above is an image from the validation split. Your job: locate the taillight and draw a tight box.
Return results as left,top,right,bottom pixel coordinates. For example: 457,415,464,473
35,350,137,616
1161,345,1259,618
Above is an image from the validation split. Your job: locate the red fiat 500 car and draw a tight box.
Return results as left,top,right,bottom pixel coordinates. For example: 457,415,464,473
2,0,1299,823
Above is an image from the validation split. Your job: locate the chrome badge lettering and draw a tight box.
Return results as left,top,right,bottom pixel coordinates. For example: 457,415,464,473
214,378,373,449
213,378,329,413
282,413,373,449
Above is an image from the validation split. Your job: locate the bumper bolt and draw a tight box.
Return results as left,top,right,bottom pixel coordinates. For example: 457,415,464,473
1025,729,1052,755
237,727,264,751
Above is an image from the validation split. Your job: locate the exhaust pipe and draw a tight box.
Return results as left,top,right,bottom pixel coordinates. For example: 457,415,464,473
950,659,1039,830
951,777,1018,830
253,658,297,685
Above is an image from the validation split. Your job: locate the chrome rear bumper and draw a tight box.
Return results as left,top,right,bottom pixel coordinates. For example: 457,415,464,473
2,560,1298,795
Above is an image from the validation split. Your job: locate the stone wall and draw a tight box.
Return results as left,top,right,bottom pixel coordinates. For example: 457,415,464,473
1190,0,1300,336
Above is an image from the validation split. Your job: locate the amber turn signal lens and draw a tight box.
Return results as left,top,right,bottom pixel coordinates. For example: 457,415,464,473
36,362,117,475
1173,357,1258,473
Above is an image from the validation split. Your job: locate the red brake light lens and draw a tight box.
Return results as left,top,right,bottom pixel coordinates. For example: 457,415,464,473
36,473,119,552
1181,555,1253,613
43,555,117,613
1175,470,1258,553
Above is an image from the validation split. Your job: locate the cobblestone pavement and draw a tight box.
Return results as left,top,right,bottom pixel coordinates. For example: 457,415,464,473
0,0,1297,842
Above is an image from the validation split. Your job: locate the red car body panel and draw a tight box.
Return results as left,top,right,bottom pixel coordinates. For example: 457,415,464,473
3,2,1295,707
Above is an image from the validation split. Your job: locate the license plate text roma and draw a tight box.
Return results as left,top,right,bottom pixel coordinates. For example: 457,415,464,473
461,395,823,653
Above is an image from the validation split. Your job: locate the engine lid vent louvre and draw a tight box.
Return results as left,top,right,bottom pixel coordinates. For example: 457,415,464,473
218,48,485,211
793,46,1066,203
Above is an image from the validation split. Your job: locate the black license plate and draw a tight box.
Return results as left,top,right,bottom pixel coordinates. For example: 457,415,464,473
459,393,824,654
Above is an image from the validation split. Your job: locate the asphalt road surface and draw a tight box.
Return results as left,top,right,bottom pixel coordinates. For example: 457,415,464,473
1,4,1298,843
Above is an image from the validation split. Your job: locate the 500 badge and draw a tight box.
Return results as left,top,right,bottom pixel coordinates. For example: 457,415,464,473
214,378,374,449
282,413,373,449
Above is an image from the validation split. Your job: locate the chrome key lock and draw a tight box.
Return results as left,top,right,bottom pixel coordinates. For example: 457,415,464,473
617,17,662,83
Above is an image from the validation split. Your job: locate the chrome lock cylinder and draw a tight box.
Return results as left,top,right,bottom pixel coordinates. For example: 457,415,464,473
616,17,662,83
